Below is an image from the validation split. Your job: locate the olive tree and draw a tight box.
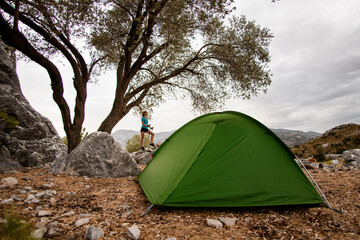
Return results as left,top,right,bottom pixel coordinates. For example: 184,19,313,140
0,0,102,152
0,0,273,152
92,0,273,133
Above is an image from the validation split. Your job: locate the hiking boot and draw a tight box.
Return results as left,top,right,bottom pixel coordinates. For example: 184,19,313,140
150,143,155,147
141,146,145,151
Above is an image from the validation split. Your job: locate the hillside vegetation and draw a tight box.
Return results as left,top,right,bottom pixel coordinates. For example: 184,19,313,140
292,123,360,160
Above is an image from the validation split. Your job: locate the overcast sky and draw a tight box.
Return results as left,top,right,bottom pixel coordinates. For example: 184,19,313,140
17,0,360,137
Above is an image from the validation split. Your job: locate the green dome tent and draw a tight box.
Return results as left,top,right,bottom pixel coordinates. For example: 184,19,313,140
137,111,324,207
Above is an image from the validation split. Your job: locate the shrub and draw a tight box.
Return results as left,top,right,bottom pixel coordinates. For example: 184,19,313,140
61,127,88,148
126,134,150,153
0,111,20,132
0,206,38,240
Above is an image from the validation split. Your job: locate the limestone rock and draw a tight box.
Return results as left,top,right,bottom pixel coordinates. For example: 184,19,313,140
38,210,52,217
206,219,223,228
126,224,140,240
1,177,18,187
218,217,237,226
0,41,67,169
75,218,90,227
130,148,156,165
1,198,14,205
50,132,141,177
85,226,105,240
31,228,47,239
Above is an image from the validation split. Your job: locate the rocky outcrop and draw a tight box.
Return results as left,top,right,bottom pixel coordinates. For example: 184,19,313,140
299,149,360,171
50,132,141,177
0,41,67,172
130,147,157,165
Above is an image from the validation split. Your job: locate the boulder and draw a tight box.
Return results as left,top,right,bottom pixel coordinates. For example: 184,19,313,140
130,148,156,165
342,149,360,164
50,132,141,177
0,41,67,170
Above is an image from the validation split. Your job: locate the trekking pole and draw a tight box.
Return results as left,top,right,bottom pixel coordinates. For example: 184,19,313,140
295,156,341,213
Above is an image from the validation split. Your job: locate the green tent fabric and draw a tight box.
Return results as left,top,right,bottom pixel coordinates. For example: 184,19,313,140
137,111,323,207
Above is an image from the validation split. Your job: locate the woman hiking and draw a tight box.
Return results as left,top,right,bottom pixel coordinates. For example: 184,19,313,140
140,111,155,150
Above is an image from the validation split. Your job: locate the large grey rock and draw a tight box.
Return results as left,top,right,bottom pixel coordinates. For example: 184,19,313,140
0,41,67,170
343,149,360,164
0,145,20,171
50,132,141,177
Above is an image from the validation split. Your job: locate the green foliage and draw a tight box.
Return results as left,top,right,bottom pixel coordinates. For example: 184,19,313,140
0,206,38,240
126,134,150,153
90,0,273,115
61,127,88,147
0,112,20,132
314,145,325,162
61,136,68,146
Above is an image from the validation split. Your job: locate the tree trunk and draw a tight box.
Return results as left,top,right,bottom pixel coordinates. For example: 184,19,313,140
98,107,128,134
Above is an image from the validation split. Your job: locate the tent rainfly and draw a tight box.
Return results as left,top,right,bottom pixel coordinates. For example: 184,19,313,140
137,111,324,207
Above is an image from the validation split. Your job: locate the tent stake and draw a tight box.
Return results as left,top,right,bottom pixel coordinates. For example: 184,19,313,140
295,156,340,213
141,203,154,217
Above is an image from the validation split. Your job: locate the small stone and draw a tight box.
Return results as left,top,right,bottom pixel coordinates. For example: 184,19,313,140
31,228,47,239
25,194,40,204
119,204,131,210
165,238,177,240
48,221,58,228
36,222,47,229
46,178,53,182
85,226,105,240
38,210,52,217
218,217,237,226
24,186,32,191
1,199,14,205
206,219,223,228
80,213,92,217
35,206,44,210
122,210,133,218
47,227,58,236
36,192,45,199
85,185,90,190
16,189,27,194
50,198,57,205
62,210,75,216
10,194,25,201
1,177,18,188
126,224,140,240
75,218,90,227
42,184,52,188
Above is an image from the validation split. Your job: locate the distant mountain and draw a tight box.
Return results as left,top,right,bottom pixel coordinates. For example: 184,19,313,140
271,128,322,147
112,128,320,148
111,129,175,147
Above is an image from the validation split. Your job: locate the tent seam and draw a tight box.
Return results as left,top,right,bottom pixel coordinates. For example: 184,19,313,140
161,123,218,204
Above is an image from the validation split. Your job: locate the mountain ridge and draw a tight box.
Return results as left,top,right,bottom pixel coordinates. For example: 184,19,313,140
111,128,321,148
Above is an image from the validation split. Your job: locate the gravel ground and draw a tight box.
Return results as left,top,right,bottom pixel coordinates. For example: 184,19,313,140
0,167,359,239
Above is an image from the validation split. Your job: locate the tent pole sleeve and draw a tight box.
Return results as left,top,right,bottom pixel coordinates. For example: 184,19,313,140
295,156,339,212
